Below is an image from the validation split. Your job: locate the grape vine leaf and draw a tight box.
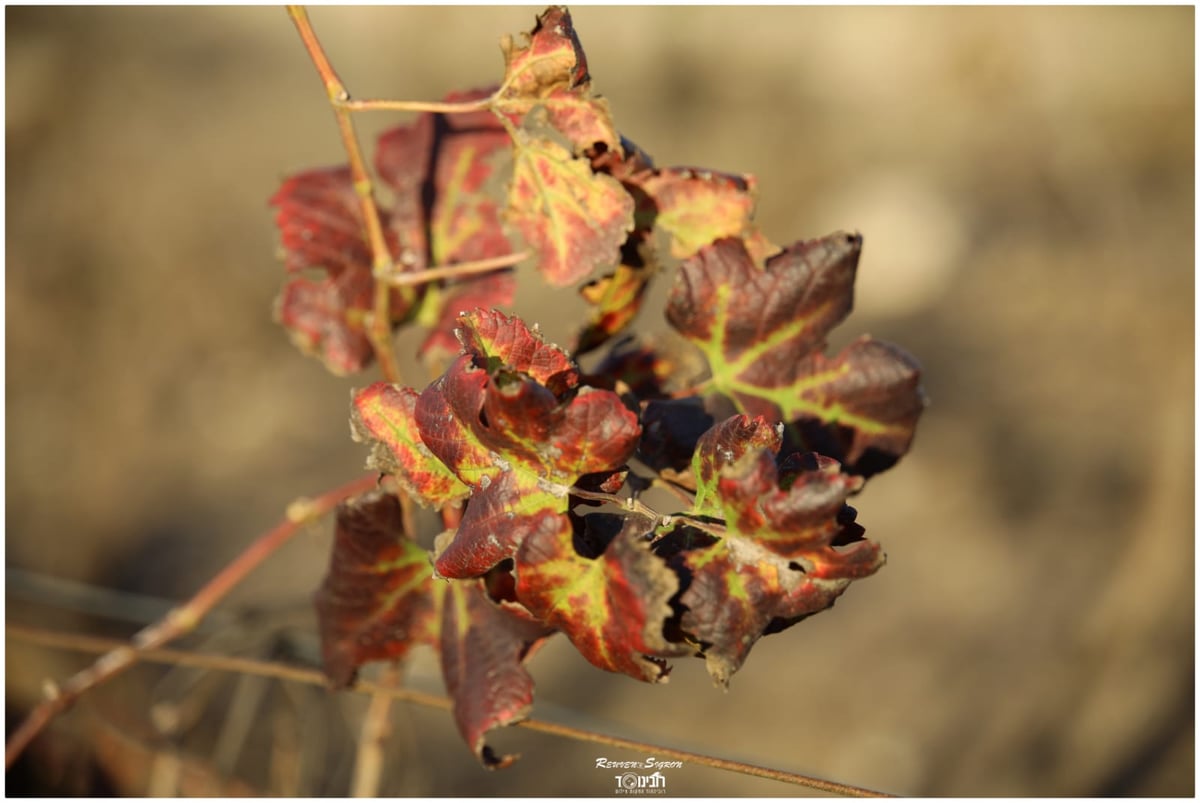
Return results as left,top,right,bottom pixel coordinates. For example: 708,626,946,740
495,6,620,155
674,422,882,686
506,132,635,286
313,491,553,768
439,572,554,768
514,511,690,682
665,234,925,473
689,413,782,516
350,382,471,507
270,167,408,375
628,167,765,260
313,491,440,687
374,87,512,270
413,309,641,577
276,272,375,377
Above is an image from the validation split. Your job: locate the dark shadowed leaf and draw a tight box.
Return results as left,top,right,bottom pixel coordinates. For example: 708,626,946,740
312,492,555,769
666,234,925,472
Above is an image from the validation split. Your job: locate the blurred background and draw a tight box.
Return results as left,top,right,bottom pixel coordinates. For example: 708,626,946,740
6,6,1193,797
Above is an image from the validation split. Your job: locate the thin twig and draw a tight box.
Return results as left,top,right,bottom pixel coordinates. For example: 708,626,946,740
3,473,379,770
385,251,529,288
339,97,493,114
351,664,401,797
7,624,891,797
569,487,664,525
286,5,405,384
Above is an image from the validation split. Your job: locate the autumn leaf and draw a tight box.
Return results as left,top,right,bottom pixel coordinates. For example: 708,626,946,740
665,234,925,472
350,383,470,507
414,309,641,577
495,6,620,155
628,166,764,259
313,491,553,768
514,512,689,682
575,262,654,355
374,87,513,270
276,272,375,377
439,573,553,769
271,166,388,278
671,423,882,686
313,491,441,687
689,413,782,516
506,132,634,286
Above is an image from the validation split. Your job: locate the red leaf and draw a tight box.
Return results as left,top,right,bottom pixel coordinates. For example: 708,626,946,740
439,576,553,769
350,383,470,506
375,88,512,270
666,234,925,472
313,491,440,687
276,272,375,376
415,310,641,578
419,272,517,364
312,492,554,769
270,168,412,374
673,435,881,686
690,414,782,516
270,167,384,278
514,513,688,682
506,134,634,286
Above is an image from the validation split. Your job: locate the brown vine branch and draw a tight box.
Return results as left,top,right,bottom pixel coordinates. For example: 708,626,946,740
4,473,380,771
340,97,493,114
351,663,401,797
7,624,891,797
286,5,404,384
385,250,529,288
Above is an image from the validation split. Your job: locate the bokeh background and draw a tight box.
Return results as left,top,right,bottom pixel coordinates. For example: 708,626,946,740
6,6,1193,797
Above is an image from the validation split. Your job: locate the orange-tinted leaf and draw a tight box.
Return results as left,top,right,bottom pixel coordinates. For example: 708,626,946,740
506,134,634,286
350,383,470,506
631,167,763,259
575,262,653,355
495,7,620,155
313,491,440,687
515,512,688,682
666,234,925,473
